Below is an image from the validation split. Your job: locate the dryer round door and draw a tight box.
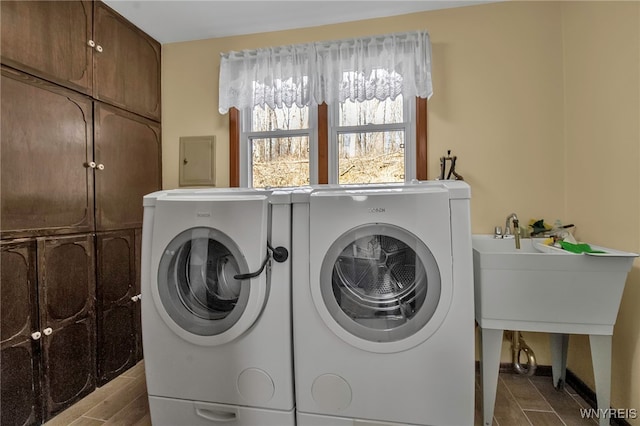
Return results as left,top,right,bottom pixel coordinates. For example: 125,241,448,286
315,223,451,353
154,227,266,346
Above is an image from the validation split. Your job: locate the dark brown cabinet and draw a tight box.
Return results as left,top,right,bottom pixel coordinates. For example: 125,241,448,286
0,0,161,121
93,2,161,121
1,340,41,426
1,235,96,425
0,68,157,415
1,68,162,238
96,230,142,385
0,0,93,96
134,229,143,361
1,1,161,423
38,235,96,419
94,103,162,231
1,68,94,240
1,240,40,426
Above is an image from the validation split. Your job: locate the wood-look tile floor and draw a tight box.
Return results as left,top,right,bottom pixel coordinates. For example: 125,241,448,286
474,372,597,426
45,361,150,426
47,361,596,426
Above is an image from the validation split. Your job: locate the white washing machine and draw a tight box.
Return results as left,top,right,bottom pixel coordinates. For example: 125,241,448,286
141,188,295,425
291,181,475,426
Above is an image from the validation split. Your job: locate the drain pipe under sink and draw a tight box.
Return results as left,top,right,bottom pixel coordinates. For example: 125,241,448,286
510,330,537,376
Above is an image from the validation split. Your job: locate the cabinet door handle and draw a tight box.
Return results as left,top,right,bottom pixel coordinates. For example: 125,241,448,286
88,40,96,48
96,45,103,53
43,327,53,336
131,295,139,302
97,164,105,171
85,161,97,169
31,331,42,340
131,294,142,302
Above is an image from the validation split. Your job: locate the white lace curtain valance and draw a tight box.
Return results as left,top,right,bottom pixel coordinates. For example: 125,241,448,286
218,30,432,114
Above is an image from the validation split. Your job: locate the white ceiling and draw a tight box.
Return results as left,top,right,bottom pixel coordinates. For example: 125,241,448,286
102,0,491,44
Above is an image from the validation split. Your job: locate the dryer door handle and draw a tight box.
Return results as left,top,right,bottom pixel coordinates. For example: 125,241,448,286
195,407,237,422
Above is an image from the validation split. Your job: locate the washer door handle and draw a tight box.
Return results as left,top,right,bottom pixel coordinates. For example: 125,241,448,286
234,242,289,280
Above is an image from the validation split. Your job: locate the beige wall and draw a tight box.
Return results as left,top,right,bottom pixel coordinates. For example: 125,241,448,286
162,0,567,214
562,1,640,418
162,1,640,419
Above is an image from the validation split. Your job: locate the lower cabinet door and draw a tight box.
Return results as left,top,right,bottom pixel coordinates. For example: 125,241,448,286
37,234,96,420
1,239,41,426
41,317,96,419
96,230,138,385
0,340,41,426
98,305,137,385
135,227,143,361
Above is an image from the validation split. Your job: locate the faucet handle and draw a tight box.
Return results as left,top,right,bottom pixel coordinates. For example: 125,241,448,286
494,226,503,239
502,226,515,239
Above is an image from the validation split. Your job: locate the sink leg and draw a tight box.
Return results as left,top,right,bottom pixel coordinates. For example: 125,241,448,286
480,328,503,426
550,333,569,389
590,334,612,426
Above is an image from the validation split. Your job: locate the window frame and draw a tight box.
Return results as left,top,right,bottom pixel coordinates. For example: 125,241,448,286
327,96,415,184
229,97,428,187
239,105,318,188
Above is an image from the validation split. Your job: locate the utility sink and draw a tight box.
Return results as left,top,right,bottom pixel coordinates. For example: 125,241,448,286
472,235,637,334
473,234,637,426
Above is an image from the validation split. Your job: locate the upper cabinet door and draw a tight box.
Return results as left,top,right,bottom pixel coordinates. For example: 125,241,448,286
1,67,94,239
94,102,162,231
93,2,161,121
0,0,93,95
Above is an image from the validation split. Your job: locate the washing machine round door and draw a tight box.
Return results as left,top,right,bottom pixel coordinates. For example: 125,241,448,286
318,223,445,352
156,227,260,345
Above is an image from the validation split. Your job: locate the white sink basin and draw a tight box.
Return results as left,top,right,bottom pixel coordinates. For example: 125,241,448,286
472,235,637,333
474,235,638,426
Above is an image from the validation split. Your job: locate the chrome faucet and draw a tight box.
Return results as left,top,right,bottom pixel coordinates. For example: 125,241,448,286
505,213,521,249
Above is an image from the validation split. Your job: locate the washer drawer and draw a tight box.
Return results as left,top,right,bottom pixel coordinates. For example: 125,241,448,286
148,396,295,426
149,396,295,426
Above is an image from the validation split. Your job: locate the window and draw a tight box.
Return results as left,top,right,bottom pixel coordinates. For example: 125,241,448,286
328,71,415,184
240,103,317,187
222,31,432,187
236,98,425,187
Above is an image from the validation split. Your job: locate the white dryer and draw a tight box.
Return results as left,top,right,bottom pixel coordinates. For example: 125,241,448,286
291,181,474,426
141,188,295,425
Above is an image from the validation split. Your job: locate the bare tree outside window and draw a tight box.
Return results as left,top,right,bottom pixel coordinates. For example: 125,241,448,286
250,104,310,187
337,94,406,184
251,136,310,187
245,69,410,187
338,130,404,184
